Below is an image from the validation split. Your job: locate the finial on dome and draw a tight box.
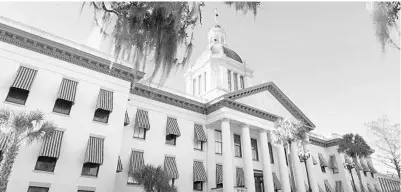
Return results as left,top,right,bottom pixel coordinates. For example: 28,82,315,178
214,8,219,25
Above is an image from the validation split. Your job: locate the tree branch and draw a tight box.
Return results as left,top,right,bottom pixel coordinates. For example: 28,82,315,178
101,2,119,16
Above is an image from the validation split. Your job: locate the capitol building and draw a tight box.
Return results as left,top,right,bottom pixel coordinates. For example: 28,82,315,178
0,15,399,192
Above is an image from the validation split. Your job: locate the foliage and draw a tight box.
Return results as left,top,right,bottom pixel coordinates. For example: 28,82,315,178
365,115,400,178
337,133,374,158
132,164,177,192
0,108,56,192
270,118,308,144
368,2,400,51
85,2,260,84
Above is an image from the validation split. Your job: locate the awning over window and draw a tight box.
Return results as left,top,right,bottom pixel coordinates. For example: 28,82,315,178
129,150,144,175
11,66,37,91
216,164,223,184
330,155,339,173
193,161,207,182
96,89,113,112
194,124,207,142
367,159,377,173
164,156,179,179
324,180,334,192
312,155,318,165
273,172,282,190
38,130,64,158
135,109,150,130
319,153,329,167
0,134,9,151
116,156,123,173
166,117,181,136
124,110,130,126
360,159,370,172
319,184,325,192
83,136,104,165
374,184,381,192
57,78,78,102
367,184,374,192
335,181,344,192
236,167,245,187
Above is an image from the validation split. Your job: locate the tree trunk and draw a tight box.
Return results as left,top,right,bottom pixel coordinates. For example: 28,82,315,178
349,168,357,192
288,142,297,192
352,156,364,192
393,158,401,178
0,137,19,192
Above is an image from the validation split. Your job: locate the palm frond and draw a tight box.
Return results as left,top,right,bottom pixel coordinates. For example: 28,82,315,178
24,121,56,145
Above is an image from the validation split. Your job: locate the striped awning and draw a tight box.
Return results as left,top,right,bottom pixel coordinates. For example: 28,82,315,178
193,161,207,182
11,66,37,91
129,150,144,174
312,155,318,165
83,136,104,165
319,184,325,192
166,117,181,136
0,134,9,151
335,181,344,192
367,159,377,173
57,78,78,102
360,159,370,172
38,130,64,158
319,153,329,167
116,156,123,173
194,124,207,142
216,164,223,184
324,180,334,192
164,156,179,179
367,184,374,192
135,109,150,130
273,172,282,190
236,167,245,187
374,184,381,192
96,89,113,111
124,110,130,126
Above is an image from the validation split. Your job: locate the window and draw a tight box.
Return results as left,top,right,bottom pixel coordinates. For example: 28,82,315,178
215,130,222,154
53,99,73,115
6,87,29,105
204,72,207,92
284,147,288,166
34,156,57,172
321,166,326,173
27,186,49,192
227,70,232,91
363,171,367,177
234,134,242,157
194,181,203,191
268,142,274,163
193,79,196,95
171,178,175,187
198,75,202,94
133,126,146,139
93,109,110,123
194,136,203,151
233,72,238,91
166,135,177,145
251,138,259,161
217,183,223,188
127,174,139,185
240,75,244,89
81,162,100,177
371,173,374,178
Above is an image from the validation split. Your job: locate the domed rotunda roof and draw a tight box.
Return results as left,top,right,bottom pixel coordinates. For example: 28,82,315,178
210,44,243,64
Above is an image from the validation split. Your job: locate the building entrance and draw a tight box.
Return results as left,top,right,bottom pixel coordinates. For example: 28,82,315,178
254,171,264,192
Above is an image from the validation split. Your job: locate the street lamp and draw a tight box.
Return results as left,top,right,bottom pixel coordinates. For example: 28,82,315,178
299,148,312,192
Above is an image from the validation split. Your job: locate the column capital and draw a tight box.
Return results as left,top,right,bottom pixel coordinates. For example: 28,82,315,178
240,123,251,129
221,118,230,123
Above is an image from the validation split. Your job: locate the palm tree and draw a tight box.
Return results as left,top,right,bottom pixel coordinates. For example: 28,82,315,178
84,2,260,84
0,109,56,192
132,164,176,192
338,133,373,192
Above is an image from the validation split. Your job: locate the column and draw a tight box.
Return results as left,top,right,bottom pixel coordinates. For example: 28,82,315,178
275,143,291,192
207,127,216,189
303,134,318,192
241,125,255,192
221,119,234,192
290,141,305,192
259,131,275,192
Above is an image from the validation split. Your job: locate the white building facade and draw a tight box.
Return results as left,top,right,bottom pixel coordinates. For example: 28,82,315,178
0,17,390,192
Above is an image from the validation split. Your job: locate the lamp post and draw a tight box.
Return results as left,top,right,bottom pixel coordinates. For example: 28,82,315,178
299,147,312,192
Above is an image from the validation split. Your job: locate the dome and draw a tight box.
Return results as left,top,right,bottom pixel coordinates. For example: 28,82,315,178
223,46,243,63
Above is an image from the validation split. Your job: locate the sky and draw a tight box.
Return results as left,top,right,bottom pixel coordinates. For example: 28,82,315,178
0,2,399,173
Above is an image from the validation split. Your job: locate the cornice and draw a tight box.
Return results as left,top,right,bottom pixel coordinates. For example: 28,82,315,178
309,136,341,148
0,22,144,83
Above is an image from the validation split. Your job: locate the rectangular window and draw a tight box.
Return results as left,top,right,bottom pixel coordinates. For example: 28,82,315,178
215,130,222,154
321,166,326,173
198,75,202,94
217,183,223,188
53,99,73,115
93,109,110,123
34,156,57,172
268,142,274,164
204,72,206,92
371,173,374,178
251,138,259,161
227,70,232,91
194,181,203,191
127,174,139,185
133,126,146,139
233,72,238,91
234,134,242,157
363,171,367,177
81,162,100,177
27,186,49,192
193,79,196,95
166,135,177,145
6,87,29,105
194,137,203,151
240,75,244,89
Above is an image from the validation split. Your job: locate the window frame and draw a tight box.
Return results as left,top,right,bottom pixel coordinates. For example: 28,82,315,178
165,134,177,146
251,138,259,161
194,137,203,151
215,130,222,155
34,156,57,172
193,181,203,191
233,72,238,91
216,183,223,189
133,126,146,139
321,166,326,173
5,87,29,105
27,186,49,192
233,134,242,158
240,75,244,89
93,109,110,123
53,99,73,115
81,162,100,177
